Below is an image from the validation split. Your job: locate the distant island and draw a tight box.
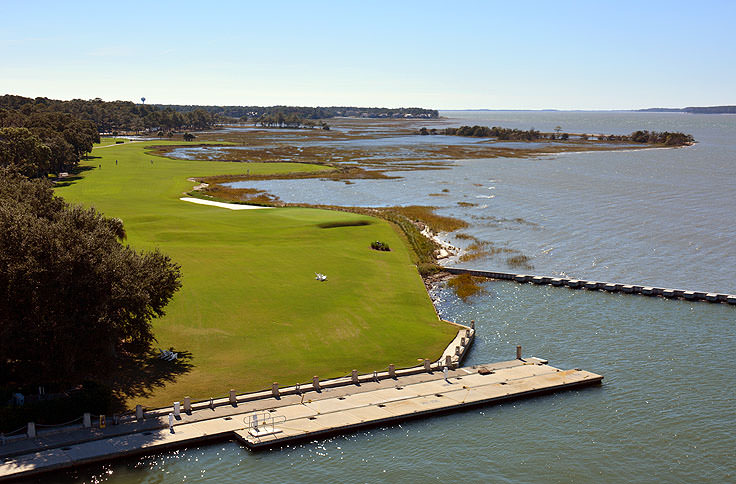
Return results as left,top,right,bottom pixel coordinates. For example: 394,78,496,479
638,105,736,114
423,125,694,146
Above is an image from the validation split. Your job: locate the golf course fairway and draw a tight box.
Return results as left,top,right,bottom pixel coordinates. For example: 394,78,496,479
56,140,456,408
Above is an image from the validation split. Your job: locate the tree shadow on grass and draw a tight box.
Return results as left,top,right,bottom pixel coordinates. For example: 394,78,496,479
54,165,96,188
108,349,194,412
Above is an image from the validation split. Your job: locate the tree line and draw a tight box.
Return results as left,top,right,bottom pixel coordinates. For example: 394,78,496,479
0,169,182,425
638,105,736,114
1,96,184,426
156,104,439,120
254,112,330,129
424,125,694,146
0,95,218,133
0,107,99,177
432,125,543,141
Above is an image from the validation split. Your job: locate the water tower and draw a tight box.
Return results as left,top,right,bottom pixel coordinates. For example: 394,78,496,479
141,97,146,104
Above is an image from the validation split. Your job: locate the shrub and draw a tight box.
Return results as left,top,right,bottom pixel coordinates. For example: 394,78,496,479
417,262,441,276
371,241,391,251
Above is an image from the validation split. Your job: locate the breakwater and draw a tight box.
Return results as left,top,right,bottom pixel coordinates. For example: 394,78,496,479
444,268,736,304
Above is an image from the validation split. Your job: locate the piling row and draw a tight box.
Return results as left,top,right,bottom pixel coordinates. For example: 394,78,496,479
445,268,736,305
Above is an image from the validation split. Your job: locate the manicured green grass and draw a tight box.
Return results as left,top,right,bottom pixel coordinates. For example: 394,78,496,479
96,137,129,146
57,141,455,408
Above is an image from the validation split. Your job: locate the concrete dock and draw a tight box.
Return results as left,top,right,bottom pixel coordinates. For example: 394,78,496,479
0,358,601,481
446,267,736,305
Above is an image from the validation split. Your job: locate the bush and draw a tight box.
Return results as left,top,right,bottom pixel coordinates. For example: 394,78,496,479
370,241,390,251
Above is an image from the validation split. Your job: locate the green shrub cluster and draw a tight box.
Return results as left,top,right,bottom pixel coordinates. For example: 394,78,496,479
371,240,391,251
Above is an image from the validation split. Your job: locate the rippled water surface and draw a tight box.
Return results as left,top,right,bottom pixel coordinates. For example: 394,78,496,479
227,111,736,293
51,112,736,483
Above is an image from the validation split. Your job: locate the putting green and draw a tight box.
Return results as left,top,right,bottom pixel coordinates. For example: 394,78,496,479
57,140,455,408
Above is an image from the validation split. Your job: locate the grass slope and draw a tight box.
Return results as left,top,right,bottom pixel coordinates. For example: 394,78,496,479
57,140,455,408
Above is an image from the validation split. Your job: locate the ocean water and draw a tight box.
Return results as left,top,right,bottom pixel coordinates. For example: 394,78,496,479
50,112,736,483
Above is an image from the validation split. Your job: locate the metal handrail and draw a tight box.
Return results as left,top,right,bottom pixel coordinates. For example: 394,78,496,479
242,412,286,430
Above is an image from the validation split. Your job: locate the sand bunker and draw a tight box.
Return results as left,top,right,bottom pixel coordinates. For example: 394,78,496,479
179,197,271,210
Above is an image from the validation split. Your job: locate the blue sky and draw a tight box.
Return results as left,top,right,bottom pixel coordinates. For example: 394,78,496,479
1,1,734,109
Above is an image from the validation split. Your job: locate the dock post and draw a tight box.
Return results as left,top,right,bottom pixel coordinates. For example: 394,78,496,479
455,346,460,356
445,355,453,369
173,402,180,417
465,329,471,338
470,320,475,329
83,413,91,428
229,389,237,405
135,405,143,421
461,337,466,346
209,397,214,409
272,382,280,398
183,397,191,414
351,369,359,383
27,422,36,439
388,364,396,378
423,359,431,372
516,345,522,359
312,376,320,391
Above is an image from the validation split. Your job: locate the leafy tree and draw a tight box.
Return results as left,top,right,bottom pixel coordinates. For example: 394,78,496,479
0,170,182,389
183,132,195,141
0,127,52,177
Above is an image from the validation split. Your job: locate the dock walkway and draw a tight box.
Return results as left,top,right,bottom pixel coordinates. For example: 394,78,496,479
0,358,601,481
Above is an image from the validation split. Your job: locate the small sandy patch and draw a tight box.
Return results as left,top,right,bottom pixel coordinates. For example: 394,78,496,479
179,197,271,210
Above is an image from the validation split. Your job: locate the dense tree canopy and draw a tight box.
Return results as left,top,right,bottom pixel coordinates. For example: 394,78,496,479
0,127,52,177
0,95,218,133
443,125,542,140
0,170,182,390
437,125,694,146
0,107,99,175
253,112,330,129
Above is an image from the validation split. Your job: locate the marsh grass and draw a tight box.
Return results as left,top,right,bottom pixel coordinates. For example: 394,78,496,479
507,254,534,269
196,184,281,205
447,273,486,301
385,205,468,233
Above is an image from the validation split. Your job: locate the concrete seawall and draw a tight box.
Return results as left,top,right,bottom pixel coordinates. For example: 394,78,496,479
445,268,736,305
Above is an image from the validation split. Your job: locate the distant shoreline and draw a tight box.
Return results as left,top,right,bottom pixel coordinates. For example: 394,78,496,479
440,106,736,114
